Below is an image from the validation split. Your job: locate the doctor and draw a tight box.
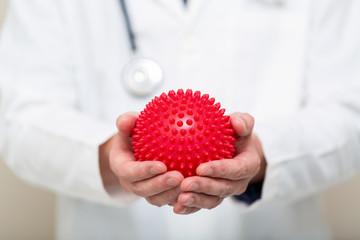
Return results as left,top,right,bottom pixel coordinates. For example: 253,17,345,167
1,0,360,239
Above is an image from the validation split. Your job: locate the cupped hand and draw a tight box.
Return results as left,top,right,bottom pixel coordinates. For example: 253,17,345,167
173,113,266,215
109,112,184,207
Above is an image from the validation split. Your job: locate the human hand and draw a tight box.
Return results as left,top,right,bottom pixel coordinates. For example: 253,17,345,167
173,112,266,215
108,112,184,207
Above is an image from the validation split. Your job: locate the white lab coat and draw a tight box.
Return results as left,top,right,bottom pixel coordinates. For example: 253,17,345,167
1,0,360,239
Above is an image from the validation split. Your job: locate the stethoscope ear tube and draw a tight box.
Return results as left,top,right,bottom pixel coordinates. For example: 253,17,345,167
119,0,137,52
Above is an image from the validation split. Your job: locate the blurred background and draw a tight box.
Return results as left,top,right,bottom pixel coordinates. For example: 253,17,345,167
0,0,360,239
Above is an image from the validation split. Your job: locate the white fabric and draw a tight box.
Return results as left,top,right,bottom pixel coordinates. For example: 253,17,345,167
1,0,360,239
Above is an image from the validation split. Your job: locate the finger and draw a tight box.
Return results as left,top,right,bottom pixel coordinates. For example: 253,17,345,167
114,159,167,183
109,133,134,162
173,204,200,215
197,151,260,180
230,112,255,137
131,171,184,197
177,192,223,210
180,176,247,197
109,132,168,182
146,187,181,207
116,112,139,137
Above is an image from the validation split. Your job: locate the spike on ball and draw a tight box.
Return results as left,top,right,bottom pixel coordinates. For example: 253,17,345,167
132,89,235,177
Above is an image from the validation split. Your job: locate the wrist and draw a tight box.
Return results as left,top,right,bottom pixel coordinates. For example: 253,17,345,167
99,135,119,187
250,134,267,183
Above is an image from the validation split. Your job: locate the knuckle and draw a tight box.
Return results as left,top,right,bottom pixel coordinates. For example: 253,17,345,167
234,170,242,180
117,164,134,181
234,160,248,179
216,162,227,177
146,197,163,207
117,170,127,181
167,193,179,204
109,158,122,177
132,183,146,197
250,156,261,176
145,196,154,205
219,183,233,197
215,197,224,208
207,161,227,178
139,164,150,177
243,163,249,176
236,184,247,195
233,161,246,179
207,197,222,210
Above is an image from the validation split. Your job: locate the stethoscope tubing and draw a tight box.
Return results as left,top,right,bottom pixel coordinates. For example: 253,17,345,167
119,0,164,97
119,0,137,52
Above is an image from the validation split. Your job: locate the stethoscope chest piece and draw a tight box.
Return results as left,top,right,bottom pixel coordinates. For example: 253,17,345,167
122,57,164,96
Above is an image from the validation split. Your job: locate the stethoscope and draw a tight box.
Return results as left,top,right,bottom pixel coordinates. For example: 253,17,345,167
119,0,164,97
119,0,285,97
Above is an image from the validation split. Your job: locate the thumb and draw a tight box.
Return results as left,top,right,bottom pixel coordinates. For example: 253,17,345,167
230,112,255,137
116,112,139,137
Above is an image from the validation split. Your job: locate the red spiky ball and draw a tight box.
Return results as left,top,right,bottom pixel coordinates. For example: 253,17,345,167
132,89,235,177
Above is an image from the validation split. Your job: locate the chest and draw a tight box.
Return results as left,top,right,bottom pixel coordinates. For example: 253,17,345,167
65,0,312,120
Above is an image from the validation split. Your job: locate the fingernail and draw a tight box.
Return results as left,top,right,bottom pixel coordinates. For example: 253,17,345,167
237,116,247,132
167,178,180,187
199,167,213,176
188,183,199,191
184,198,194,206
150,167,163,175
179,208,187,214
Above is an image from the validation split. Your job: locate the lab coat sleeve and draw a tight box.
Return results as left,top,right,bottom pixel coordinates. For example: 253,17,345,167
0,1,137,206
252,0,360,208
